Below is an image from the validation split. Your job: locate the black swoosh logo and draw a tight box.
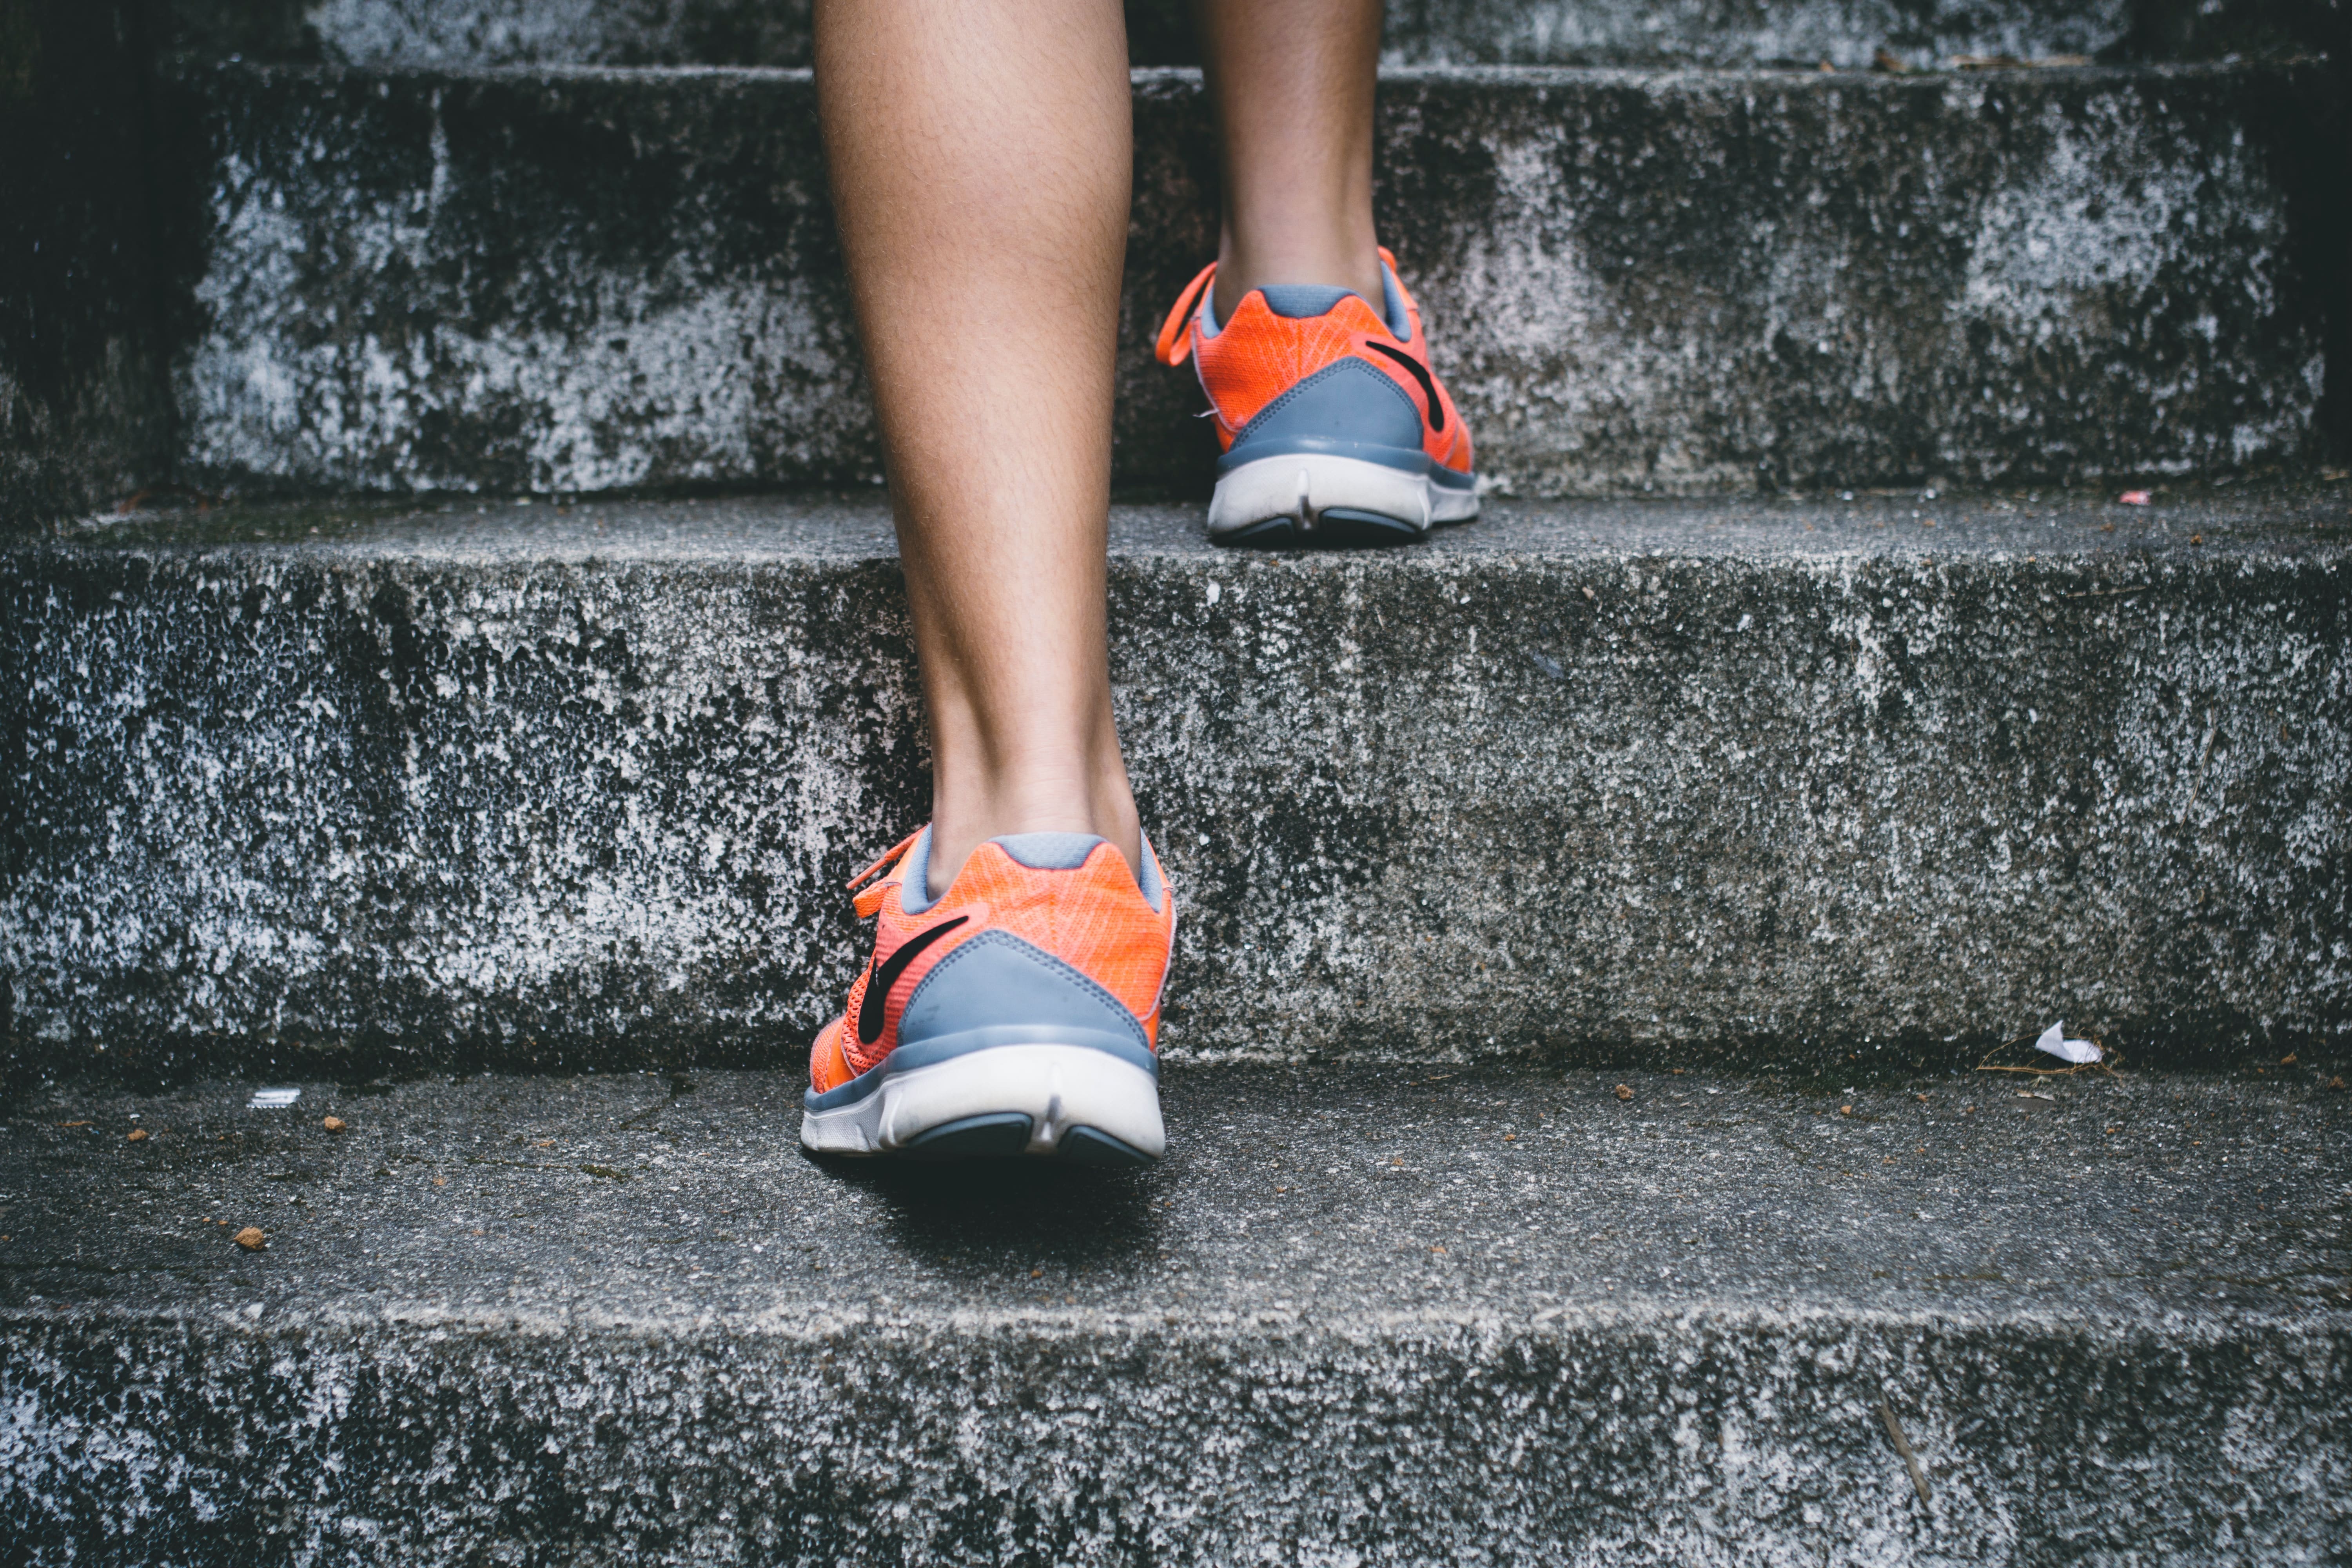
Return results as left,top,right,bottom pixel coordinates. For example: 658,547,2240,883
856,916,969,1044
1363,340,1445,434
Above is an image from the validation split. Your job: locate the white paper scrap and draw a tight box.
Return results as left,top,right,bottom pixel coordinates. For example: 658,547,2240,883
247,1087,301,1109
2033,1022,2101,1065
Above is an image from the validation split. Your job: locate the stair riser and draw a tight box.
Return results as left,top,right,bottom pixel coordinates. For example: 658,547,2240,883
4,1316,2337,1565
163,65,2333,502
6,523,2345,1077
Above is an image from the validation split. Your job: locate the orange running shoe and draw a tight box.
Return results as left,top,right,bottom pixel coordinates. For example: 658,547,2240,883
1155,247,1477,545
800,827,1176,1163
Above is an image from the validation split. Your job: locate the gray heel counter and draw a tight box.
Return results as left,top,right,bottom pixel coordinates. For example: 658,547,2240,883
1234,356,1422,453
897,931,1149,1053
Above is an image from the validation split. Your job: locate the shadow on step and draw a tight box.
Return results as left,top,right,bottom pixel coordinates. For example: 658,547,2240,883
800,1147,1160,1267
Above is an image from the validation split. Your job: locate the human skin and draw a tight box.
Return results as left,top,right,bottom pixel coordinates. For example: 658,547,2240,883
815,0,1386,896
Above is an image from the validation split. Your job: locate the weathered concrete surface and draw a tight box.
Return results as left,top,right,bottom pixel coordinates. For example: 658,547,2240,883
2,1066,2345,1565
4,490,2347,1082
0,0,179,530
164,0,2337,69
158,63,2338,502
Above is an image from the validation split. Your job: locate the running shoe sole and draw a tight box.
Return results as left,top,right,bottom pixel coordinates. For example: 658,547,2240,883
800,1040,1165,1165
1207,450,1479,546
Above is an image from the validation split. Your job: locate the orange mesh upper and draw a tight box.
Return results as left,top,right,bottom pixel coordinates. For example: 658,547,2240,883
811,835,1176,1092
1155,250,1473,475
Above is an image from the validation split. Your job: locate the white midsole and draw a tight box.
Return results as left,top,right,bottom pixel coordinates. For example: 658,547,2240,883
1207,452,1479,537
800,1043,1166,1158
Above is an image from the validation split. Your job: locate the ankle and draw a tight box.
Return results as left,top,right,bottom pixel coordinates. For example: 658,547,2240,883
1212,240,1384,323
927,779,1143,900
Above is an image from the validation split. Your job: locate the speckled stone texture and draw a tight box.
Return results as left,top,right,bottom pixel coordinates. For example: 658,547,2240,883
155,62,2337,502
164,0,2337,69
4,490,2346,1082
2,1067,2345,1565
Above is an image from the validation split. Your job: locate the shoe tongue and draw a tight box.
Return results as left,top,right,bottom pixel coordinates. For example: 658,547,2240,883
990,832,1108,871
1257,284,1362,320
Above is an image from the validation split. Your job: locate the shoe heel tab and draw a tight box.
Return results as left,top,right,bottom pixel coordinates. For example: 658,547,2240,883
1156,261,1217,367
988,832,1168,914
992,832,1111,871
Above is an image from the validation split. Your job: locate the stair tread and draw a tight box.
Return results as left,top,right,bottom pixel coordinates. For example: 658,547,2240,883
4,1065,2343,1330
16,1064,2342,1557
30,486,2351,562
172,58,2278,81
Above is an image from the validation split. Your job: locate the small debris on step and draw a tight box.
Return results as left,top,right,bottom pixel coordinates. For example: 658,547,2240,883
1615,1084,1634,1102
2279,1054,2297,1066
126,1128,148,1142
1840,1105,1853,1116
1872,47,1909,72
432,1176,447,1187
248,1088,301,1109
322,1116,346,1133
2118,490,2151,505
233,1227,267,1251
2020,1090,2055,1101
2034,1021,2101,1065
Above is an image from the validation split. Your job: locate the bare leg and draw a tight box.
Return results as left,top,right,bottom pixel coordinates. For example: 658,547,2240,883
1193,0,1387,319
817,0,1142,895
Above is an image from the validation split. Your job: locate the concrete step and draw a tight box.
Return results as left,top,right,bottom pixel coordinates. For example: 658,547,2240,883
3,1064,2345,1563
157,62,2341,503
173,0,2333,70
5,489,2346,1083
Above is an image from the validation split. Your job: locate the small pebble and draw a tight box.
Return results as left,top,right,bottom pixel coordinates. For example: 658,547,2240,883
1841,1105,1854,1116
322,1116,346,1133
1614,1085,1634,1102
126,1128,148,1143
233,1227,266,1251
